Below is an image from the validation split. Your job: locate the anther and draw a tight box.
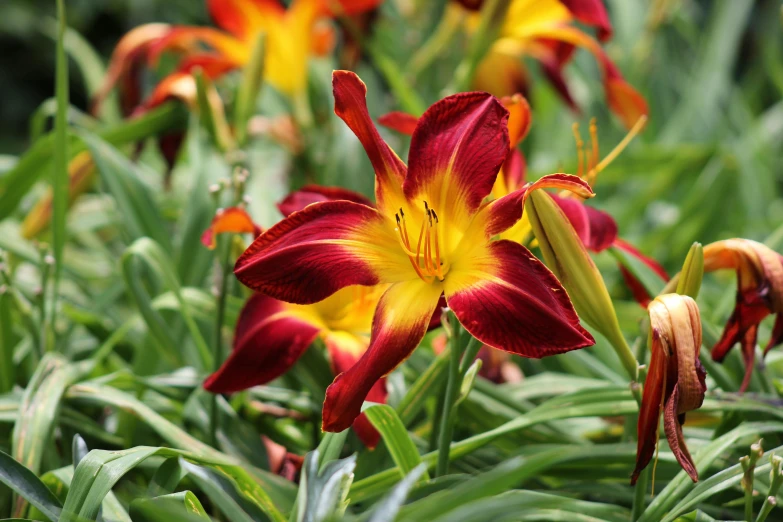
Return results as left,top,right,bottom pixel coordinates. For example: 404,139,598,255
430,210,439,223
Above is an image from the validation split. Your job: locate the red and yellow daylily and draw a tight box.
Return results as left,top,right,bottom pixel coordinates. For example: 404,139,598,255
233,70,595,432
631,294,706,484
455,0,647,129
702,239,783,392
380,98,666,307
201,201,388,447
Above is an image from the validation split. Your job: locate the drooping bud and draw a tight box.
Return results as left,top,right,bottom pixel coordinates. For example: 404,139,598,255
525,189,637,380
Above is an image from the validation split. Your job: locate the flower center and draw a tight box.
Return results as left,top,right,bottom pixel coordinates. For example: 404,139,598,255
394,202,446,284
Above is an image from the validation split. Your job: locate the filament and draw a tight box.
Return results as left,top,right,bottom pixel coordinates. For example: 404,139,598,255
393,202,445,283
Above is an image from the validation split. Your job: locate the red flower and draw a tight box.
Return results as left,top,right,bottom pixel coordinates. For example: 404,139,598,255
703,239,783,392
632,294,706,484
234,71,595,432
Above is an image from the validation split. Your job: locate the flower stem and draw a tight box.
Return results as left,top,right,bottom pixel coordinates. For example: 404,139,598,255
436,313,481,476
436,314,463,476
209,238,233,448
631,465,650,521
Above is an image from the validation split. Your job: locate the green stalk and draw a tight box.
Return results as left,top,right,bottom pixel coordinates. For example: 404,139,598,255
409,7,464,79
436,313,464,476
209,239,233,448
631,465,650,521
51,0,69,346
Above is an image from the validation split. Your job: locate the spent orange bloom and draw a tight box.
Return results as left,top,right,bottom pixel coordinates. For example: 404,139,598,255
632,294,706,484
703,239,783,392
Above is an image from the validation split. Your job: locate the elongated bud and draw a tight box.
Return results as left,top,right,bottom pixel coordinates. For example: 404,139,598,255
526,189,637,379
675,242,704,299
233,32,266,146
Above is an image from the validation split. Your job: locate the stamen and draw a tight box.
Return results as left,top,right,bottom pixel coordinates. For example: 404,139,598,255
572,122,585,179
590,115,647,179
589,117,599,174
431,211,443,279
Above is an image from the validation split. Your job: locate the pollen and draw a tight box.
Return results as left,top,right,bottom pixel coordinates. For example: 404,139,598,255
394,202,446,284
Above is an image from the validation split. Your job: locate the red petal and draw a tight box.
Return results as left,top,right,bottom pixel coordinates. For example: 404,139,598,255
378,111,418,136
481,174,594,238
404,92,509,224
277,185,373,217
764,314,783,357
631,327,666,484
500,149,527,195
445,240,594,357
559,0,613,41
550,195,618,252
613,239,669,281
663,383,699,482
322,280,443,432
322,331,386,449
333,71,408,215
204,293,321,393
234,200,406,304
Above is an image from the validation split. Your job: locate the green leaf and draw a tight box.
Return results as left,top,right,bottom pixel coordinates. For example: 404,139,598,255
129,491,210,522
295,451,356,522
121,238,212,371
12,355,92,483
364,404,429,481
639,422,783,522
0,449,62,522
78,131,172,250
0,103,185,222
65,382,294,518
0,288,15,393
366,464,428,522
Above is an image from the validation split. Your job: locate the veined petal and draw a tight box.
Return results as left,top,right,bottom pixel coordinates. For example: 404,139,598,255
378,111,419,136
559,0,612,41
551,194,617,252
477,173,594,240
322,279,443,432
333,71,408,216
204,293,322,393
405,92,509,239
235,201,410,304
277,185,373,217
444,240,594,357
323,331,387,449
207,0,285,41
201,207,262,249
